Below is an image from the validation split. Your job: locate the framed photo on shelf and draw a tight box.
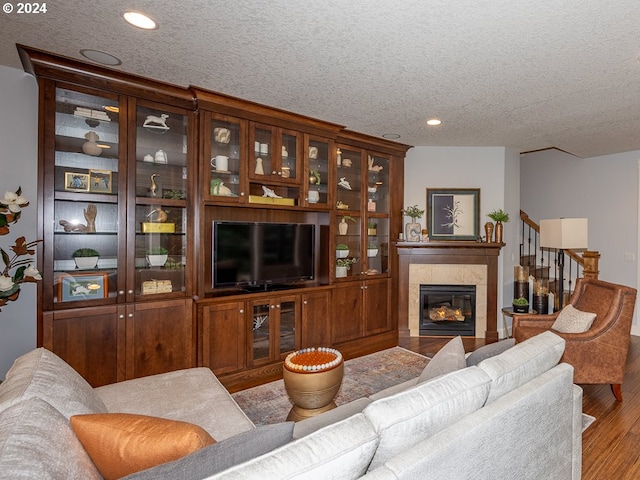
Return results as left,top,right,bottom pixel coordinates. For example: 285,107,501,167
57,272,109,302
426,188,480,241
64,172,90,192
88,169,112,193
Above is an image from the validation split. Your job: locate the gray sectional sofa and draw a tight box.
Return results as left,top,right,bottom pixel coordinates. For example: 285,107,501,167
0,331,582,479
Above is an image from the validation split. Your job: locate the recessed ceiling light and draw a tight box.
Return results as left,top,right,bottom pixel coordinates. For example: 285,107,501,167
426,119,442,126
382,133,401,139
123,11,158,30
79,49,122,66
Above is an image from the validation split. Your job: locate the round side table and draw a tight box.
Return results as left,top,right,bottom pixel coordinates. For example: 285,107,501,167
501,307,537,338
283,347,344,421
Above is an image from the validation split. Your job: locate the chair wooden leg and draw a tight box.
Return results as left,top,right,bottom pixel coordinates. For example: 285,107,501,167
611,383,623,401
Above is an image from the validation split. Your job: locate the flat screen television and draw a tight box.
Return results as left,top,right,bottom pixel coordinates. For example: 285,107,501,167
213,221,315,290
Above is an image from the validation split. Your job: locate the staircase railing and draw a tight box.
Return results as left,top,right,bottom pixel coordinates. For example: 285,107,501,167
519,210,600,308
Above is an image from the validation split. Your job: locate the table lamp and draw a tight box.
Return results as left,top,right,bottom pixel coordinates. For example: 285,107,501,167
539,218,588,310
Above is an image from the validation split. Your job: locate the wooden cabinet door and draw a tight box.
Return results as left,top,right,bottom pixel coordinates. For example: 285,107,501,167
331,283,364,344
125,298,194,379
200,300,246,375
301,290,331,347
363,278,391,336
43,305,126,387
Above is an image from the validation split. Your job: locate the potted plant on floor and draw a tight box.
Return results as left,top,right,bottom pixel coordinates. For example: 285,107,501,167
146,246,168,267
72,248,99,269
336,257,358,278
336,243,349,258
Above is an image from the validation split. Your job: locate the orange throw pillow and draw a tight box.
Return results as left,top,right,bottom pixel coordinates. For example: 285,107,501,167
70,413,215,480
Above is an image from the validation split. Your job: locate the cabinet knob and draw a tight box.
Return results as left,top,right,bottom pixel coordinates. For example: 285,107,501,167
276,304,280,309
239,309,244,313
118,290,125,295
128,289,134,294
303,300,308,305
128,313,134,318
271,305,275,309
240,192,245,196
119,314,125,319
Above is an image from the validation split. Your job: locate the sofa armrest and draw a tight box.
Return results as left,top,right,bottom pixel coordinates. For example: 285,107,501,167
94,367,254,440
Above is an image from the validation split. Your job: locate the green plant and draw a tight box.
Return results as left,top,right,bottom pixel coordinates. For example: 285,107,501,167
0,187,41,311
513,297,529,306
487,209,510,222
336,243,349,250
336,257,359,269
341,215,356,223
367,221,377,228
146,246,168,255
401,205,425,221
367,243,378,249
72,248,99,258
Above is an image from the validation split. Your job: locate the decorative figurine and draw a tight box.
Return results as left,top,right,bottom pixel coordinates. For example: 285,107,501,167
59,203,97,232
146,208,168,223
148,173,159,197
154,149,168,164
210,178,233,196
262,185,282,198
338,177,352,190
255,157,265,175
368,156,384,172
143,114,170,130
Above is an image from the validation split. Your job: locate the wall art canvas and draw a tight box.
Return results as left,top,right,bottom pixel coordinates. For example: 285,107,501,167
427,188,480,240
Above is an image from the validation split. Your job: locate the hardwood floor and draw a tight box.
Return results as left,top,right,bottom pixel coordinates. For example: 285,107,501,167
399,334,640,479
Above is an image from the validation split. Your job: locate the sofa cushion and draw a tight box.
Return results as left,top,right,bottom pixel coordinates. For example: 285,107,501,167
478,331,565,404
417,336,467,384
0,348,107,418
0,397,101,480
363,366,491,471
552,304,597,333
122,422,294,480
207,413,379,480
94,367,253,440
293,397,372,439
466,339,515,367
70,413,215,480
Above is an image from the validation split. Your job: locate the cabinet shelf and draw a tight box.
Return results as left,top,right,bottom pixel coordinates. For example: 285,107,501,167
55,191,118,203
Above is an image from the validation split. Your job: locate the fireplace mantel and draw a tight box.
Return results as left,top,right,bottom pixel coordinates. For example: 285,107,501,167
397,241,504,342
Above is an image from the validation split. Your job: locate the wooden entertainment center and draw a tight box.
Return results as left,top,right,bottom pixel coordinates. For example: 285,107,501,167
20,46,410,390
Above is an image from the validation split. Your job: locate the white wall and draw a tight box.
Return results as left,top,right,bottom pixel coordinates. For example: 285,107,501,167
404,146,520,337
521,149,639,334
0,65,39,378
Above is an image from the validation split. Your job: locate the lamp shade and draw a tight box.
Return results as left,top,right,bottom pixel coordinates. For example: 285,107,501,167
539,218,588,250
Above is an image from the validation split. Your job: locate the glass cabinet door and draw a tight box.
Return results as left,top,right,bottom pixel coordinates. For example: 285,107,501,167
335,146,362,214
51,86,121,307
133,102,189,300
364,153,390,275
278,298,297,358
304,136,332,208
250,300,272,365
207,114,245,201
250,125,273,181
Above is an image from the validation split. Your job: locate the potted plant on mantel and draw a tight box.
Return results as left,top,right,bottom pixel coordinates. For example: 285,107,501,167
487,209,509,244
336,243,349,258
72,248,99,270
146,246,168,267
336,257,358,278
401,205,425,242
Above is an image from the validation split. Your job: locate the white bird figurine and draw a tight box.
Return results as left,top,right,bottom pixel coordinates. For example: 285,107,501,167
262,185,282,198
338,177,352,190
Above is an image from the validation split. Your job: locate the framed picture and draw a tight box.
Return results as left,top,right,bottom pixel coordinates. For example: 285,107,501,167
57,272,109,302
64,172,90,192
426,188,480,241
88,169,112,193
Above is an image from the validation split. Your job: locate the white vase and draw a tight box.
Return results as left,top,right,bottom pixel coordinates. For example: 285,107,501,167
336,249,349,258
405,222,421,242
74,256,99,269
367,248,378,257
308,190,320,203
338,219,349,235
146,254,168,267
336,266,348,278
82,131,102,156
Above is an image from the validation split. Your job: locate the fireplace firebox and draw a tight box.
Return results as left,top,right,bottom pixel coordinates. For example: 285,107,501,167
419,284,476,336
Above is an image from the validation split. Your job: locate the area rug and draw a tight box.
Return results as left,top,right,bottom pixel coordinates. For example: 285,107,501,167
232,347,429,425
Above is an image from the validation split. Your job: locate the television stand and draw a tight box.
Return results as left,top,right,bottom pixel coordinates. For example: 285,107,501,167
242,283,297,293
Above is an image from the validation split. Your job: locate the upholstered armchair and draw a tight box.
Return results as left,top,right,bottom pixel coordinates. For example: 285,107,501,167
512,277,637,401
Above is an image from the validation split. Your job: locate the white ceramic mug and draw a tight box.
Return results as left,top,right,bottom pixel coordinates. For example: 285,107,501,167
211,155,229,171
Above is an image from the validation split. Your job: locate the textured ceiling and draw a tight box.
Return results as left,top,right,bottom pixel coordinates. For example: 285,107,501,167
1,0,640,158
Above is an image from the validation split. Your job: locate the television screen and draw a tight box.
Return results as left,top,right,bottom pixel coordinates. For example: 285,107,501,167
213,221,315,289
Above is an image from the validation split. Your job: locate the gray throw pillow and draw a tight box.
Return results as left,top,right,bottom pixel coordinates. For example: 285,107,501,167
417,336,467,384
121,422,294,480
466,339,515,367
